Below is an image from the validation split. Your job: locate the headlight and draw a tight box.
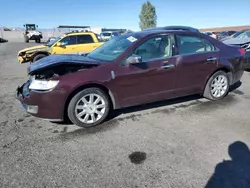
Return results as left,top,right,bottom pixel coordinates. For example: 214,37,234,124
29,80,59,91
19,52,26,56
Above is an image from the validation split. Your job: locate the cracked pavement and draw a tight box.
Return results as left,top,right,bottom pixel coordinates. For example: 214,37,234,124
0,42,250,188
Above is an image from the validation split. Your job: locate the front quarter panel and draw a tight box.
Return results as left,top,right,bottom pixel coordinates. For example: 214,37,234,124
56,63,119,116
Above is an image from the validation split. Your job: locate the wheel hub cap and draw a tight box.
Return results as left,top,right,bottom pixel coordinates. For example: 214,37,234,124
86,104,96,114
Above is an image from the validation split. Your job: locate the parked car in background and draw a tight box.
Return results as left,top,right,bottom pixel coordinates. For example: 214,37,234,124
0,37,8,43
223,30,250,69
217,31,236,40
100,31,120,41
16,29,245,128
17,31,104,64
145,25,200,33
220,29,248,41
203,31,217,38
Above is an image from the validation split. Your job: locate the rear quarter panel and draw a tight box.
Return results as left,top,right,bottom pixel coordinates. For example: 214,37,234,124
199,33,244,84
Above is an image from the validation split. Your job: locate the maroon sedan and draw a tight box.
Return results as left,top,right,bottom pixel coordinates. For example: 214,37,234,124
16,29,245,127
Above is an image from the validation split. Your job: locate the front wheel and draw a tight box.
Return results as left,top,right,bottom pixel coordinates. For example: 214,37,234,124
67,88,110,128
32,54,47,63
24,36,29,43
203,71,230,100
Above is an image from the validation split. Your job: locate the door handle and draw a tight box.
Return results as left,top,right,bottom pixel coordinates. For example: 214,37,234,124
161,64,175,69
207,57,217,61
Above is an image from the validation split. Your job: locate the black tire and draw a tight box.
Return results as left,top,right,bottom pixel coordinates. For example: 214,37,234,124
24,36,29,43
203,70,230,100
36,38,41,43
67,87,110,128
32,54,47,63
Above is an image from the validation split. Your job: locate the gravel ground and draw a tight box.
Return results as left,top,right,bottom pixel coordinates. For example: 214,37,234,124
0,42,250,188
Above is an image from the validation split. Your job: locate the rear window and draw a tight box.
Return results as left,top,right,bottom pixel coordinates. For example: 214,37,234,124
176,35,217,55
77,35,94,44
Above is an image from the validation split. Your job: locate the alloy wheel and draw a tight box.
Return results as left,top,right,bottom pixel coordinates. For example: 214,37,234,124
211,75,228,98
74,93,106,124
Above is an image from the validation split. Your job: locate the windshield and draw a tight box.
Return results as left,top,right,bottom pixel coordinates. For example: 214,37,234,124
232,31,244,38
235,30,250,39
87,34,140,62
26,25,36,30
47,36,61,47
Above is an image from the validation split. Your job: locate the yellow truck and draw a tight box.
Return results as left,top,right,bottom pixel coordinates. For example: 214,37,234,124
18,31,104,63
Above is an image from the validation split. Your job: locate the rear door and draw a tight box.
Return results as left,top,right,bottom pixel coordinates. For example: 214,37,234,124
74,34,99,53
113,34,177,108
174,34,220,97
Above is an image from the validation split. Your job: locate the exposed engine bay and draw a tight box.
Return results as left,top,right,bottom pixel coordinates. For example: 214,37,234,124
29,63,98,80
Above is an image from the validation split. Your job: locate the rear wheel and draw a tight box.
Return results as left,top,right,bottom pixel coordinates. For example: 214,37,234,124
35,38,41,43
203,71,230,100
67,88,110,128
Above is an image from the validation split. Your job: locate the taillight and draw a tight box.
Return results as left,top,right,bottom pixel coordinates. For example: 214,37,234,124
239,48,245,56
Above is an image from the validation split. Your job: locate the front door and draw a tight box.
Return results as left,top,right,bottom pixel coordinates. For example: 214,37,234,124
52,35,77,54
112,34,177,108
174,34,220,97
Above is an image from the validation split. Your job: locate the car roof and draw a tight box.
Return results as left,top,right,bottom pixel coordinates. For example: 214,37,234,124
66,31,95,36
132,29,195,37
144,26,200,33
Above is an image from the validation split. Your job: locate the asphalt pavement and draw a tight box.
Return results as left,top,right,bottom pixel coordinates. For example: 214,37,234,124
1,42,250,188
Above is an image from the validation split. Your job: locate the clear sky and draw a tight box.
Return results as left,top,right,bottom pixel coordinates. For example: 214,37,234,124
1,0,249,31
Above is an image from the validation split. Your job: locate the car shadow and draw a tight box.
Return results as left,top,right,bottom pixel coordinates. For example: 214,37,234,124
107,94,202,120
52,94,202,126
205,141,250,188
57,93,239,140
54,90,240,128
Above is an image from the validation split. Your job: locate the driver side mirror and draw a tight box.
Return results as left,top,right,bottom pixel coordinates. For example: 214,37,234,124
56,42,65,47
126,55,142,64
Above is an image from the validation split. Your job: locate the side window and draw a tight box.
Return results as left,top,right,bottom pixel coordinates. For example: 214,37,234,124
59,36,77,46
77,35,94,44
176,35,216,55
133,35,172,62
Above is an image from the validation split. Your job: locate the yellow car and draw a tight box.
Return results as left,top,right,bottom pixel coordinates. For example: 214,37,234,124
17,32,104,63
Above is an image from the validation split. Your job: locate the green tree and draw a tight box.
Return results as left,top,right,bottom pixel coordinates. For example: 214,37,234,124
139,1,157,30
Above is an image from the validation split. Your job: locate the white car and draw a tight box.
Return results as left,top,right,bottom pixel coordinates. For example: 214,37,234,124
100,31,120,41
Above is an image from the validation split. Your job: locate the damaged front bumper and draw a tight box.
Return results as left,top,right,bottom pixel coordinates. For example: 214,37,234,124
15,81,65,121
18,55,26,64
17,54,32,64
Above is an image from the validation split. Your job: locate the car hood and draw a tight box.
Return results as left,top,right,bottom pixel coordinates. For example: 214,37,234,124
27,54,100,75
18,45,49,55
223,38,250,45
